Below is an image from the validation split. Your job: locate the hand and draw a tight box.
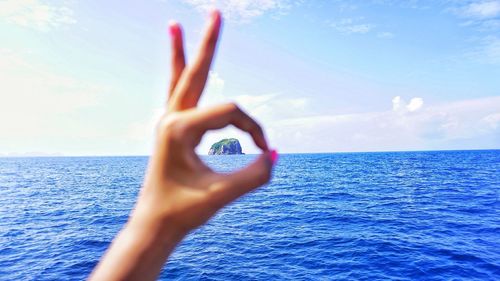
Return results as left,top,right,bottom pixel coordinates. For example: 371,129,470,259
90,11,276,281
131,10,275,239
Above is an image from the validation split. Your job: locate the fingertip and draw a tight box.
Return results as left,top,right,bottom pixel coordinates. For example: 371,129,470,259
169,21,184,39
269,149,278,166
210,9,221,21
168,20,178,37
209,9,222,30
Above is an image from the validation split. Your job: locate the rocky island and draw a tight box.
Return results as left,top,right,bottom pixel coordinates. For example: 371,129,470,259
208,138,244,155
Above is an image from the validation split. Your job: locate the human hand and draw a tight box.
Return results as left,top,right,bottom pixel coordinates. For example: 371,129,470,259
130,10,276,240
90,11,276,281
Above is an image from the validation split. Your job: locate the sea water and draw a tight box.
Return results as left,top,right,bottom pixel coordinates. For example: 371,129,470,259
0,150,499,280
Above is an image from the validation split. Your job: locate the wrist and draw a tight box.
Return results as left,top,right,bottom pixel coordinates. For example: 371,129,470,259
126,212,186,248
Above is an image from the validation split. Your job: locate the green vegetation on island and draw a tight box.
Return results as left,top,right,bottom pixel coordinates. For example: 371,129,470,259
208,138,244,155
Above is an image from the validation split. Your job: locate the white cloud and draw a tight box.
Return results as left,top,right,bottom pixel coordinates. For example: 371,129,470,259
129,71,499,155
198,70,227,106
462,1,500,19
452,1,500,30
179,0,292,22
407,97,424,112
268,96,500,152
392,96,424,112
392,96,403,111
198,92,498,153
329,18,375,34
0,0,75,31
195,73,499,154
208,71,225,92
448,1,500,64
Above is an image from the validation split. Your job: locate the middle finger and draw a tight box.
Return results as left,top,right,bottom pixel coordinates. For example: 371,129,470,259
169,10,222,112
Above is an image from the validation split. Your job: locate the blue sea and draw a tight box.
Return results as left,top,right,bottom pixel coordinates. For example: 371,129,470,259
0,150,499,280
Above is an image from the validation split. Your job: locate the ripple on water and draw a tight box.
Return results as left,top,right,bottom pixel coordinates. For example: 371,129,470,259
0,151,499,280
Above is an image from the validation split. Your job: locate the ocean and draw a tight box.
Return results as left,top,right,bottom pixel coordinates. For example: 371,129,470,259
0,150,499,280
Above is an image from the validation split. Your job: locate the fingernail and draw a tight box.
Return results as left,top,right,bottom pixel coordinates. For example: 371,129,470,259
210,9,219,18
210,9,221,24
270,149,278,166
168,20,177,37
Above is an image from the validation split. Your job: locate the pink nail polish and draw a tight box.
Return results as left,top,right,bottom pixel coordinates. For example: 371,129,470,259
210,9,221,24
168,20,177,37
270,149,278,165
210,9,219,18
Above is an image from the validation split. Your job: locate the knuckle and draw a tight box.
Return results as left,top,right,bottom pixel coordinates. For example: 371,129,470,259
172,122,191,139
157,114,190,140
225,102,240,114
157,114,177,133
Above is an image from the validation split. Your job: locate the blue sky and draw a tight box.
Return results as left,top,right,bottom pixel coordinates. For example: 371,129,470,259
0,0,499,156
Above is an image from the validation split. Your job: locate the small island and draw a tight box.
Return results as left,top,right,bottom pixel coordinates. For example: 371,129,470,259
208,138,244,155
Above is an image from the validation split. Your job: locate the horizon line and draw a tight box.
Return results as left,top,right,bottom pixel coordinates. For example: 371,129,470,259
1,148,499,158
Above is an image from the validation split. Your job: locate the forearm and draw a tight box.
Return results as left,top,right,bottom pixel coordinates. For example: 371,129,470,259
89,217,184,281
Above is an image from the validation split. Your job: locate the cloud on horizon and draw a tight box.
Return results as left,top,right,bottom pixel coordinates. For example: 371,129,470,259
267,96,500,153
192,73,500,154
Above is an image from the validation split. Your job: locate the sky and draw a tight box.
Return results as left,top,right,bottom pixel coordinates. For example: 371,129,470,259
0,0,499,156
